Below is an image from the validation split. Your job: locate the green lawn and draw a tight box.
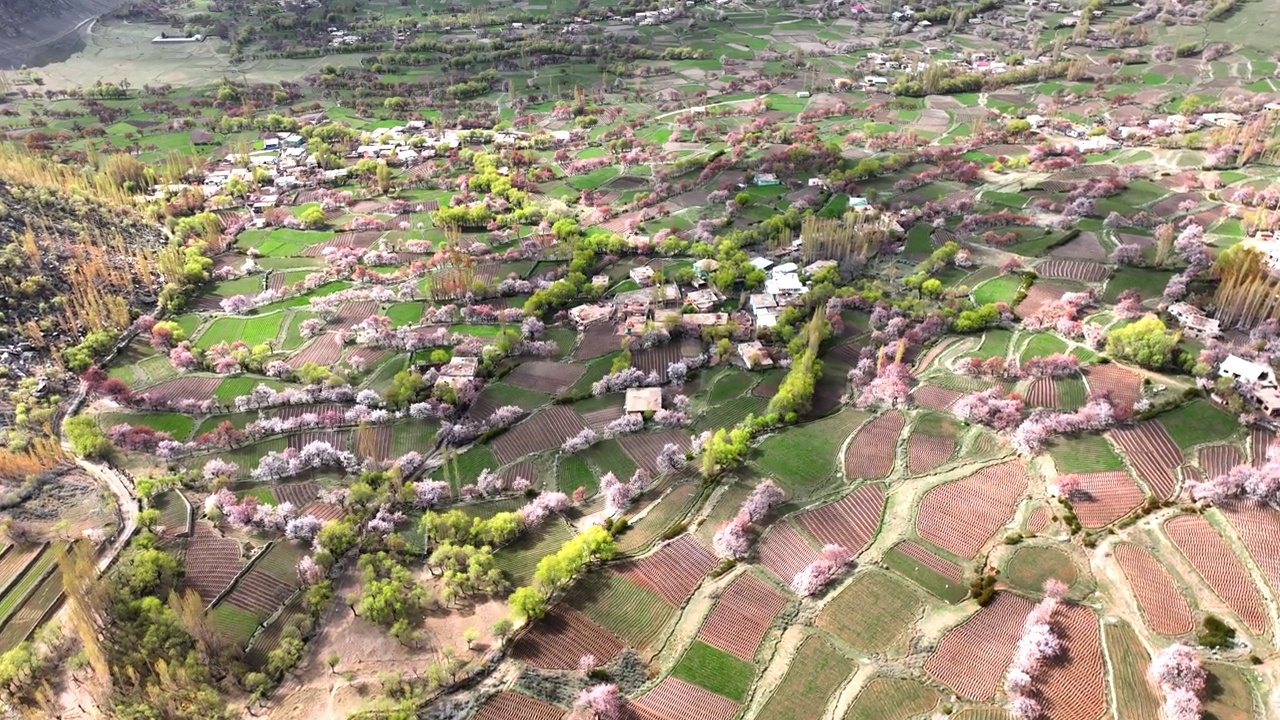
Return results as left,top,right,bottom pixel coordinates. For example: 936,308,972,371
883,543,967,603
1104,268,1176,303
974,267,1026,297
196,313,285,350
670,640,756,702
972,329,1014,360
1047,433,1126,474
557,455,598,496
1019,333,1069,362
755,409,869,495
1158,399,1240,449
386,302,424,327
99,411,194,439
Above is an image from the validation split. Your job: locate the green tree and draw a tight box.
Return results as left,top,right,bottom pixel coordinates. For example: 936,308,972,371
65,416,110,458
1106,315,1178,369
299,205,327,228
508,586,548,621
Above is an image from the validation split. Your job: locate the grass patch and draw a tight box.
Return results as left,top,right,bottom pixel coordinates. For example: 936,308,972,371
972,272,1024,303
236,486,277,506
1103,620,1161,720
1019,333,1069,362
98,411,194,439
557,455,597,496
493,520,575,587
1202,662,1256,720
195,313,285,350
210,604,261,646
816,570,922,654
476,383,549,411
755,635,852,720
615,483,698,554
755,408,869,496
972,329,1014,360
568,572,672,650
1047,433,1126,473
1158,399,1240,449
1004,546,1079,596
1104,268,1176,302
214,377,285,404
670,640,756,702
582,438,638,480
708,368,757,402
438,445,499,492
386,302,424,327
883,543,967,603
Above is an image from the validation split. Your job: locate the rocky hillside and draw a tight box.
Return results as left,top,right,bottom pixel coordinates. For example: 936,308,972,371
0,0,130,66
0,176,166,390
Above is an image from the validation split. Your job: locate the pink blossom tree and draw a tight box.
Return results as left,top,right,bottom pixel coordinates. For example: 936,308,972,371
572,683,623,720
790,544,853,596
713,513,753,560
741,480,785,522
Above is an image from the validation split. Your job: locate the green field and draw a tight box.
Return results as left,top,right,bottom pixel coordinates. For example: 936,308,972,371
1104,268,1176,302
196,313,285,350
0,544,62,627
1047,433,1126,474
1019,333,1069,362
816,571,922,654
615,483,699,554
557,455,598,496
842,676,939,720
1003,546,1079,597
493,520,574,587
972,329,1014,360
755,408,869,495
215,377,286,404
210,604,261,646
582,438,638,480
99,411,194,439
670,640,756,702
1102,621,1161,720
755,635,852,720
569,572,672,650
883,543,967,603
973,275,1023,306
1158,399,1240,449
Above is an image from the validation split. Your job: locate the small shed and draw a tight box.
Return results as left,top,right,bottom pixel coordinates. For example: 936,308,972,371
624,387,663,415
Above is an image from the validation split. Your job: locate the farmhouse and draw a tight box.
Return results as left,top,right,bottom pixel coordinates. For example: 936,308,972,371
684,289,720,313
438,356,480,388
1220,355,1274,386
630,265,656,286
624,387,663,416
569,304,614,327
1167,302,1221,340
738,341,773,369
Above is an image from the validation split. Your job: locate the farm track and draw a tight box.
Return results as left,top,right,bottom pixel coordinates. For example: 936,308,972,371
1164,514,1269,635
1114,543,1195,636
